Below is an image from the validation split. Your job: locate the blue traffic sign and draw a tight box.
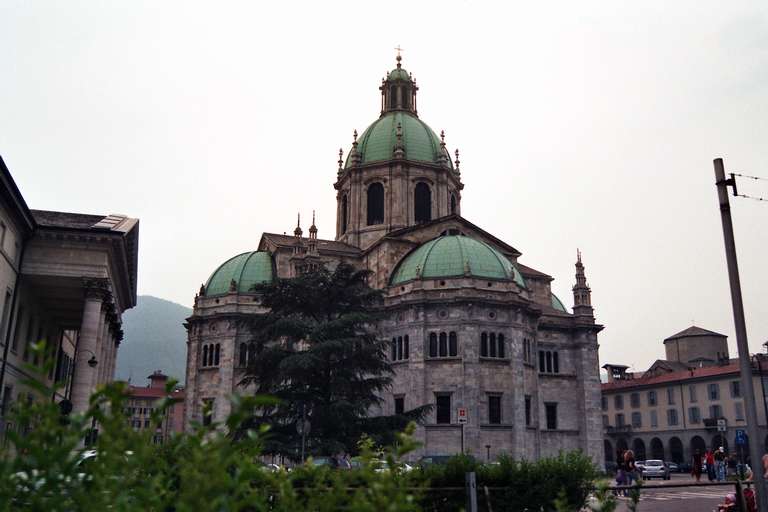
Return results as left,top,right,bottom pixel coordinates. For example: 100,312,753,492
735,429,747,446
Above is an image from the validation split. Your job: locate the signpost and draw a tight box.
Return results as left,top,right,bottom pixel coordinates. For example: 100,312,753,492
458,407,467,453
717,419,727,432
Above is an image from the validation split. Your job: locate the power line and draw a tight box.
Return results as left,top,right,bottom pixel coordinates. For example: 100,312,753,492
733,172,768,181
735,193,768,202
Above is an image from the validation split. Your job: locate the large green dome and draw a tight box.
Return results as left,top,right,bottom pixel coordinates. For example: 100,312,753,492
346,111,452,168
204,251,274,296
390,236,526,286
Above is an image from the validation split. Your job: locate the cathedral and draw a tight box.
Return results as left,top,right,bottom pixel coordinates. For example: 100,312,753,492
183,55,604,464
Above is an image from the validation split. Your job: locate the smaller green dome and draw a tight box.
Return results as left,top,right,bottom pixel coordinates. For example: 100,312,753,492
204,251,274,296
388,67,410,81
551,293,567,313
390,236,526,287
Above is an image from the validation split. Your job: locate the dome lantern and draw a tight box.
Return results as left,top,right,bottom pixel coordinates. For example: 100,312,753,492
380,52,418,116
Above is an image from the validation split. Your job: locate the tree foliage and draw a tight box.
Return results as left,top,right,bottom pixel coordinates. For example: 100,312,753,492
243,263,429,457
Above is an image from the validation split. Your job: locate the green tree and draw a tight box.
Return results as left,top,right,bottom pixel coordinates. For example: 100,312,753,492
243,263,428,458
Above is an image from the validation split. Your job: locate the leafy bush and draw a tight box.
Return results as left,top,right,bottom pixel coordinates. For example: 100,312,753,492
0,376,599,512
418,451,599,512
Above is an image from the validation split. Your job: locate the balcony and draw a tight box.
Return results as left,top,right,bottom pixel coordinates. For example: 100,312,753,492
703,418,727,430
605,425,632,436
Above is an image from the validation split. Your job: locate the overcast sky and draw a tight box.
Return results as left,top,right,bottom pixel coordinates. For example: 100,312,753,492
1,1,767,371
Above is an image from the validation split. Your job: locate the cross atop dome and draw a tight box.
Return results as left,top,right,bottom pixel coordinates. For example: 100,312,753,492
395,45,404,68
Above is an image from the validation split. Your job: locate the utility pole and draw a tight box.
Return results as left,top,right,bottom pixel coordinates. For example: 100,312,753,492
713,158,768,511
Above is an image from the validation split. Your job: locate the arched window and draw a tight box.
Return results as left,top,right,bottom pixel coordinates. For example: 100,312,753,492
414,182,432,224
247,342,256,365
214,344,221,366
448,332,457,357
397,336,403,360
481,332,488,357
239,343,247,367
341,194,348,233
367,183,385,225
202,345,209,367
391,338,397,361
489,333,497,358
450,193,457,215
404,335,409,359
429,333,438,357
498,334,505,358
439,332,447,357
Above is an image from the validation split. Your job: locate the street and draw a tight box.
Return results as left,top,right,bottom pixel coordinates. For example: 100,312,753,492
611,474,741,512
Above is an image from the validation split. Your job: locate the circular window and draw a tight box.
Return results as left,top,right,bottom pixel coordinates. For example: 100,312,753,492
211,323,217,332
439,310,448,319
439,280,446,286
488,311,496,319
401,286,405,292
487,282,493,287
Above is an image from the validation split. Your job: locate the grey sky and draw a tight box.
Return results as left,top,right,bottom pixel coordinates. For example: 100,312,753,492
1,1,767,371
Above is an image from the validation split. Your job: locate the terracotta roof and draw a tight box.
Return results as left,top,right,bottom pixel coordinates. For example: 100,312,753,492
602,362,743,391
261,233,360,255
664,325,727,342
516,262,552,280
380,214,522,257
128,386,185,399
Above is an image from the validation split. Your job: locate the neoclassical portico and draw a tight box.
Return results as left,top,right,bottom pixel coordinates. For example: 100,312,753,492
0,158,139,429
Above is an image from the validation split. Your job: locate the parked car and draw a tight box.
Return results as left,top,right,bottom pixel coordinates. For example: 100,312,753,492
665,461,679,473
642,459,671,480
635,460,646,472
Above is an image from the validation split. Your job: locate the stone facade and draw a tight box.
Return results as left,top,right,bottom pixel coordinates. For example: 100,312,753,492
183,58,604,465
602,327,768,467
0,155,139,439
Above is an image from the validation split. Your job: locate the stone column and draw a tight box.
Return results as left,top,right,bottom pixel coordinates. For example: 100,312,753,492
71,281,109,414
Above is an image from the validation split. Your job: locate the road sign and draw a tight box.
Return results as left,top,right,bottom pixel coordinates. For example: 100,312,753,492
457,407,468,424
717,419,727,432
735,429,747,446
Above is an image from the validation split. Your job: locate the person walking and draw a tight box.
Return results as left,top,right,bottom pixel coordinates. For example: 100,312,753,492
692,449,703,483
624,449,638,487
615,449,626,495
714,447,726,481
705,449,716,481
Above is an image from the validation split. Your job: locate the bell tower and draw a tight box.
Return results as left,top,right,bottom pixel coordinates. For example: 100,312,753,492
333,53,464,250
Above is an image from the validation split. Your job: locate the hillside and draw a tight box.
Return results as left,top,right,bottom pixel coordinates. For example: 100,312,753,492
115,295,191,383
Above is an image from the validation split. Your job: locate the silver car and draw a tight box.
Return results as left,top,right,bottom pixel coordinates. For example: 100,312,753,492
642,459,670,480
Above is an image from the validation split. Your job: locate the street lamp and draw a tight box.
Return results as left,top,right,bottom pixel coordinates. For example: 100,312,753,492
79,349,98,368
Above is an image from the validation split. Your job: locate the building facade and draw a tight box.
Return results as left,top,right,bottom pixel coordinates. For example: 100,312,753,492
601,326,768,467
0,155,139,439
126,371,185,444
184,56,604,464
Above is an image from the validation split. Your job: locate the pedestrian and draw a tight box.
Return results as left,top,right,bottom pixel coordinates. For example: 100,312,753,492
715,447,726,481
624,449,638,488
706,449,716,481
615,449,626,495
692,449,703,483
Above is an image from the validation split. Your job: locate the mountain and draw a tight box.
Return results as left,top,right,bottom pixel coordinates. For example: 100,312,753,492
116,295,191,384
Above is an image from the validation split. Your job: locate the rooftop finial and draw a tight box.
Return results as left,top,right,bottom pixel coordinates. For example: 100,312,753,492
395,45,403,68
353,129,358,144
440,130,446,147
577,248,582,264
454,148,461,172
294,212,303,237
338,148,343,172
